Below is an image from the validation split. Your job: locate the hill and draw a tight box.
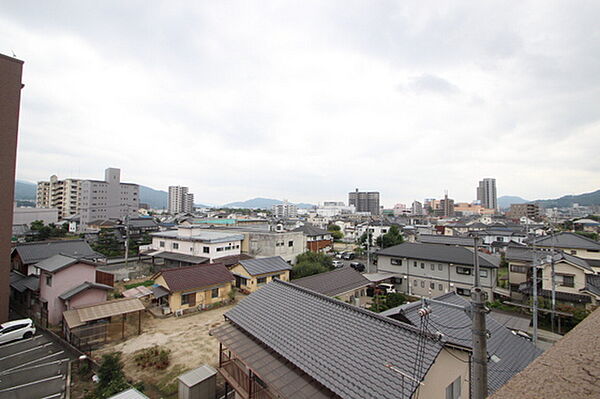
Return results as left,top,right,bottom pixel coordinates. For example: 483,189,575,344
535,189,600,208
14,180,36,200
498,195,528,209
222,198,315,209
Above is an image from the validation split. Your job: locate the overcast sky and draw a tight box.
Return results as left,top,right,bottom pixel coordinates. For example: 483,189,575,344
2,1,599,207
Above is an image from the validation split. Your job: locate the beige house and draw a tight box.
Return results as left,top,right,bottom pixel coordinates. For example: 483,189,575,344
152,263,234,314
211,280,470,399
230,256,291,293
533,232,600,262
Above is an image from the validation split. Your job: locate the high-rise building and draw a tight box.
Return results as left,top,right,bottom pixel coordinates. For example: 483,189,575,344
348,189,380,215
411,201,423,215
440,192,455,218
168,186,194,214
477,178,497,210
272,200,297,218
0,54,23,322
37,168,139,225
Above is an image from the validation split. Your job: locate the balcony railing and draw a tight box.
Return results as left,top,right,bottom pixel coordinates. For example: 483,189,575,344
218,345,277,399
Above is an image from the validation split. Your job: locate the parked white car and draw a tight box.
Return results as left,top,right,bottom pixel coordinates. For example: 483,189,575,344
0,318,35,345
332,260,344,268
378,283,397,294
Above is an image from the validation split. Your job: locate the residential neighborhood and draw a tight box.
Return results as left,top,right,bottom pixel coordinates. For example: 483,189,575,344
2,3,600,399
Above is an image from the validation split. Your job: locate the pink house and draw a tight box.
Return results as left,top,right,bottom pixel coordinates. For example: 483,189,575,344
36,254,112,325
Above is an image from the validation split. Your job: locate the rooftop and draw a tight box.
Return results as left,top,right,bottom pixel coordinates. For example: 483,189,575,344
151,228,244,243
291,267,370,296
154,263,233,292
418,234,475,246
12,239,102,265
377,242,500,268
35,253,96,273
238,256,292,276
532,232,600,250
292,224,331,236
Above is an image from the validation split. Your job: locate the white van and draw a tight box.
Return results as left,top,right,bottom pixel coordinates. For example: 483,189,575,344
378,283,397,294
0,318,35,345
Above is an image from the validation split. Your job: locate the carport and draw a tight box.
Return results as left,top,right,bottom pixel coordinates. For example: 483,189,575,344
148,251,209,268
63,298,145,349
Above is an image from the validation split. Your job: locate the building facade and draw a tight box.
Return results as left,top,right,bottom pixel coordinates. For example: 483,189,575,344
477,178,498,210
168,185,194,214
506,203,540,220
36,176,81,219
348,189,380,215
272,201,297,218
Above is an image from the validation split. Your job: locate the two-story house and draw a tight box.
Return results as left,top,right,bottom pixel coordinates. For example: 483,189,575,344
292,224,333,253
532,232,600,267
377,242,500,299
230,256,291,292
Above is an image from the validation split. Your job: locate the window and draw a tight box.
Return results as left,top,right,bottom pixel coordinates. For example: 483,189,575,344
159,241,165,248
288,241,293,247
421,281,425,288
211,288,219,298
172,243,179,249
456,267,472,275
421,262,425,269
430,282,435,289
217,247,223,252
438,284,443,291
510,265,528,273
570,250,577,255
438,264,443,271
45,274,52,287
391,258,402,265
203,246,209,253
456,288,471,296
413,280,418,286
588,249,599,253
413,261,417,267
271,274,280,280
446,376,462,399
558,274,575,288
181,293,196,306
257,277,267,285
431,264,435,271
480,270,488,278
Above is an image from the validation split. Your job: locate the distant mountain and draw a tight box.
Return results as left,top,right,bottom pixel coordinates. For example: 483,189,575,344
14,180,36,200
139,185,168,209
535,189,600,208
498,195,528,209
222,197,315,209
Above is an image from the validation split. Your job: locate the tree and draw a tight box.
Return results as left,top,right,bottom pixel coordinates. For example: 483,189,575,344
93,353,130,398
327,224,341,231
376,225,404,248
295,251,333,269
292,251,333,279
368,292,407,312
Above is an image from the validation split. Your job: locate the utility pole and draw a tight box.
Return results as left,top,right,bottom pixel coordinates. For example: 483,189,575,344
550,226,557,333
366,223,371,273
124,204,130,267
531,239,538,345
471,236,488,399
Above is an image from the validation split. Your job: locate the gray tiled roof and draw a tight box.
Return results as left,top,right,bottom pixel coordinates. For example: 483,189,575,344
583,275,600,297
35,254,96,273
223,279,445,399
239,256,292,276
377,242,500,268
12,239,101,265
506,246,535,262
418,234,475,246
533,232,600,250
59,281,113,301
291,267,370,296
292,224,331,236
382,293,542,394
555,252,593,271
9,272,39,292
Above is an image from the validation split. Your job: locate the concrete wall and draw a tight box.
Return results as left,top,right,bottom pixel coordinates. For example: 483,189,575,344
415,347,470,399
13,207,59,226
39,262,97,325
0,54,23,323
247,231,306,264
230,265,290,292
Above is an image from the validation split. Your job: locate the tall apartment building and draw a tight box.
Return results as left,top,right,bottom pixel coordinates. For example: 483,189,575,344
506,203,540,221
168,186,194,214
477,178,497,210
411,201,423,215
272,201,297,218
0,54,23,322
37,168,139,225
348,189,380,215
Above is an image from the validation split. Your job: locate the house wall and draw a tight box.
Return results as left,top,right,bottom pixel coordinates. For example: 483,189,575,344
67,288,108,310
246,232,305,264
230,265,290,293
39,262,96,325
414,347,470,399
151,236,241,262
336,286,369,302
541,261,588,295
538,245,600,261
166,282,233,313
378,255,496,299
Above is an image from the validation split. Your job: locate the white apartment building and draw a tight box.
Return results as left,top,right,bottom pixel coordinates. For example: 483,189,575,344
477,178,498,210
149,226,244,262
79,168,139,225
316,202,355,217
272,201,297,218
168,186,194,214
37,168,139,225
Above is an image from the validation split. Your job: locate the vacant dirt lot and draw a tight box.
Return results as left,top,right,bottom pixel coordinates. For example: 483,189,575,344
95,302,236,397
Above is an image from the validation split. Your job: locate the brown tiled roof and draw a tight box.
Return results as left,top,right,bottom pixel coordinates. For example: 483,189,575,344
212,253,254,267
156,263,234,292
490,307,600,399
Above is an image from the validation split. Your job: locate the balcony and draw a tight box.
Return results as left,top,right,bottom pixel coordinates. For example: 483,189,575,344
218,345,277,399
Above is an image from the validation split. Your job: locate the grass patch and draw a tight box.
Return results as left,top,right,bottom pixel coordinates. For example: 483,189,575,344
153,364,190,397
124,280,154,290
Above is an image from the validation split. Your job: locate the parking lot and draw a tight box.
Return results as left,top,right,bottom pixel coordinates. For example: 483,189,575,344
0,330,76,399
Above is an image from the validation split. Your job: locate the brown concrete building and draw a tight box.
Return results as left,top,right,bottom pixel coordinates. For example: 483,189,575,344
0,54,23,323
506,203,540,221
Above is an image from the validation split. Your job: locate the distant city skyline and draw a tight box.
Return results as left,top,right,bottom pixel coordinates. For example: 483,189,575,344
3,2,599,207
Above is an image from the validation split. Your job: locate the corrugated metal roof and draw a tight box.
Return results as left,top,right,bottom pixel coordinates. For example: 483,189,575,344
64,298,145,328
291,267,370,296
383,292,542,394
222,280,444,399
239,256,292,276
108,388,149,399
177,365,217,387
12,239,101,264
377,242,500,268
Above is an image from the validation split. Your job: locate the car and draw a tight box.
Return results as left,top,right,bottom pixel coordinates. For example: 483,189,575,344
377,283,397,294
0,318,35,345
332,260,344,268
349,261,365,272
342,252,355,260
335,252,343,259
